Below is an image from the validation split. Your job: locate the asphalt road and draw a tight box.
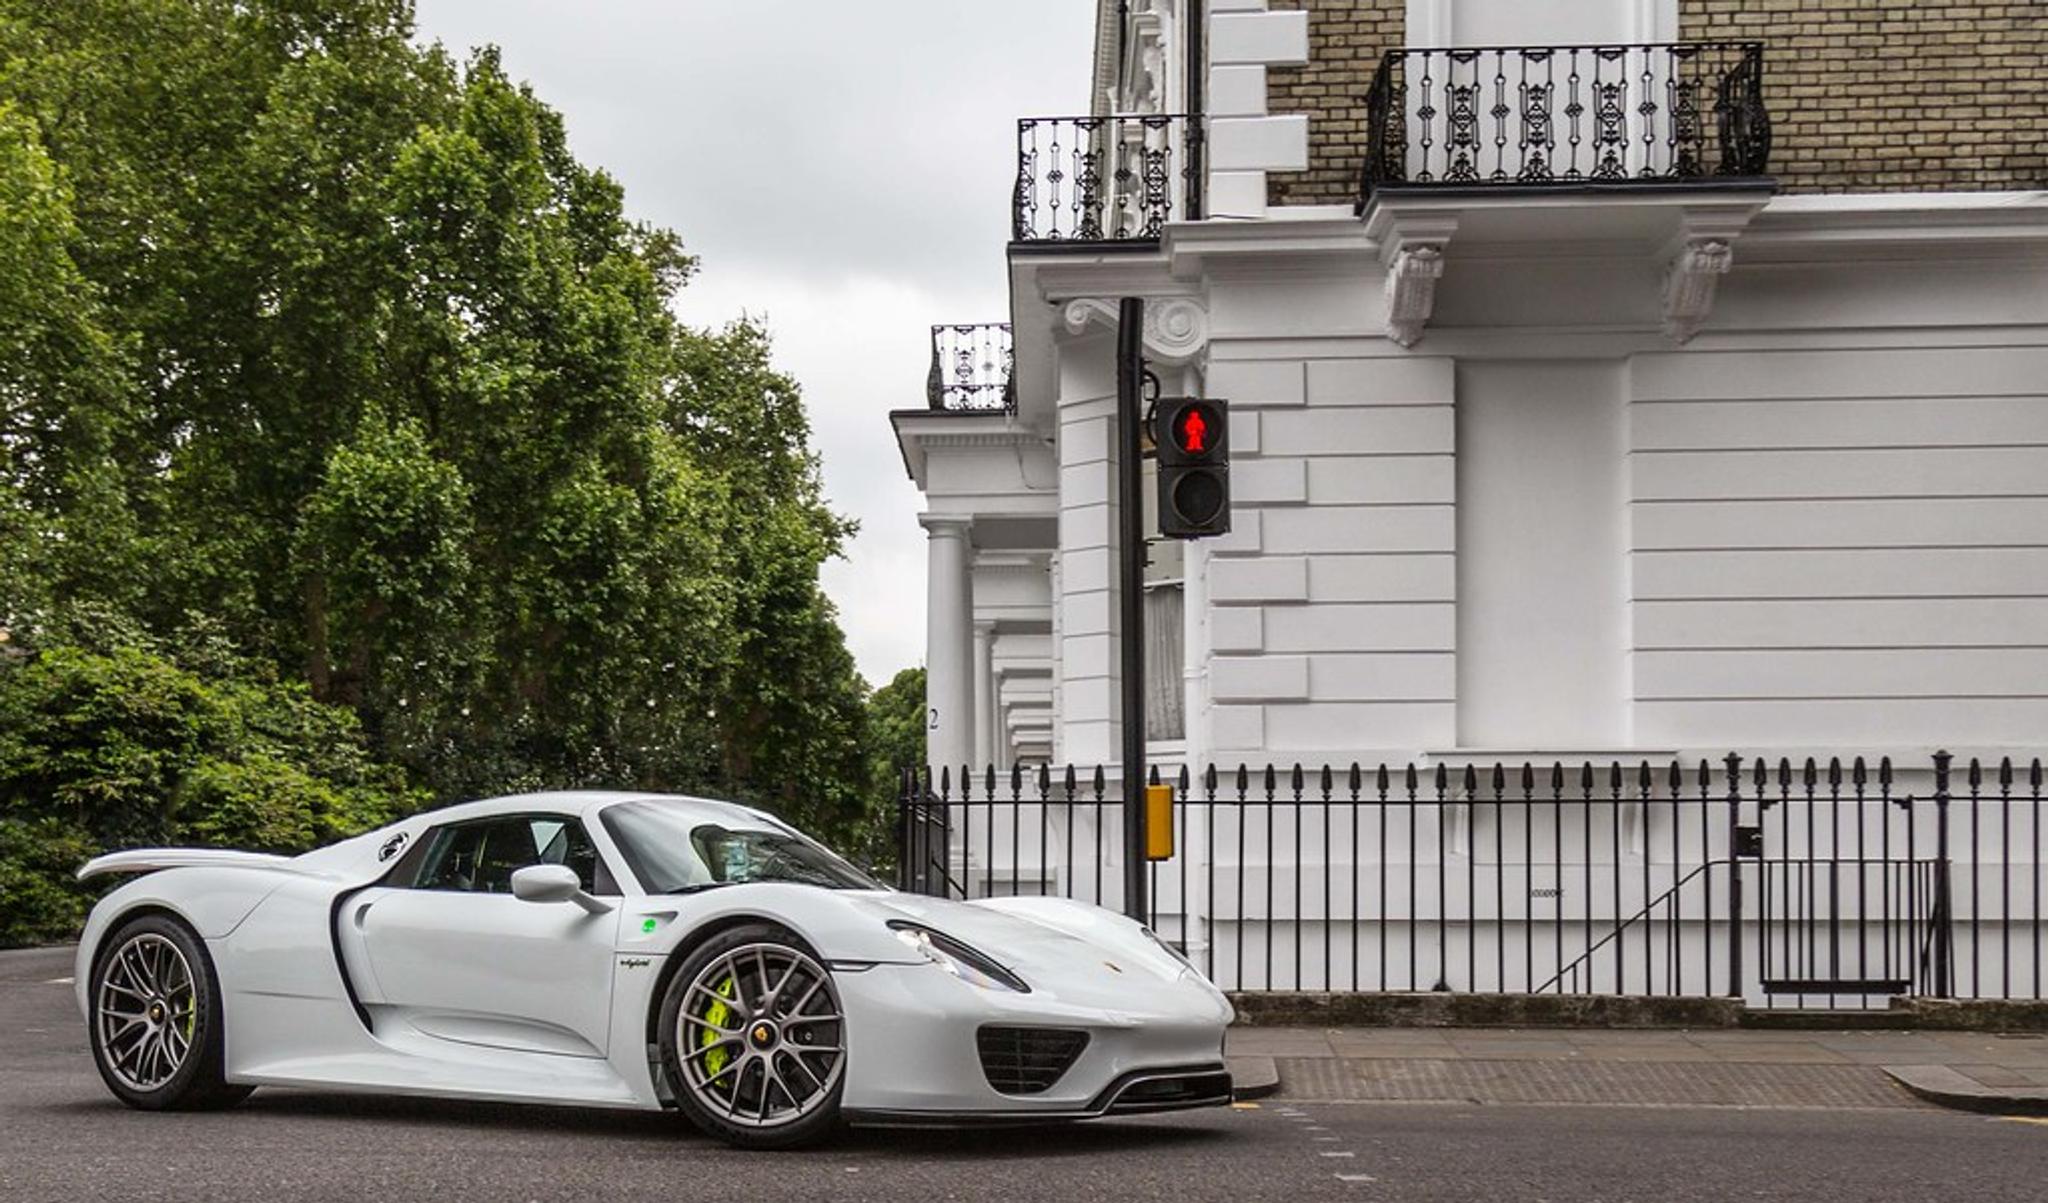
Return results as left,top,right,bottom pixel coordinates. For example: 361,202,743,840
6,946,2044,1202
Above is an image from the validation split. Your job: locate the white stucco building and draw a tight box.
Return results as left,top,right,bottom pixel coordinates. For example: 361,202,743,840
890,1,2047,999
897,0,2048,779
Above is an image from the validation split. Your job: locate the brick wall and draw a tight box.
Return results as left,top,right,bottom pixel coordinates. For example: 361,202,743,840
1263,0,2046,205
1265,0,1404,206
1677,0,2045,193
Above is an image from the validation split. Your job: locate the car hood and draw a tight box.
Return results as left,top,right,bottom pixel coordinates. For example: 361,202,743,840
845,891,1210,1009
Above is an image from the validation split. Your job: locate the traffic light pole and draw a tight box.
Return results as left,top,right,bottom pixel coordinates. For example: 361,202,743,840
1116,297,1149,923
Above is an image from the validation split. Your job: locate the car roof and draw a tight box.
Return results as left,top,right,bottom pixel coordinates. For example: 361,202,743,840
416,790,775,828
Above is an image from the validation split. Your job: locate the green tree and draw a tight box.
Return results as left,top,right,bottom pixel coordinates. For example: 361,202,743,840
0,637,422,941
0,0,879,934
0,2,876,942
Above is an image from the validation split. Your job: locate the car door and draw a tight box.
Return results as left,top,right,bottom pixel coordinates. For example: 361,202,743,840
341,813,622,1058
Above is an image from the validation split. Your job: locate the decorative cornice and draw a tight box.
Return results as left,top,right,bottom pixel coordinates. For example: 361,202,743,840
1366,205,1460,348
1383,245,1446,349
1662,238,1733,344
1060,296,1212,366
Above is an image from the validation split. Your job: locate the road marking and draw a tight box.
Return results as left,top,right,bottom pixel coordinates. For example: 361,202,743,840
1231,1102,1261,1110
1320,1151,1356,1158
1995,1116,2048,1128
44,977,73,986
1314,1135,1341,1142
1336,1174,1379,1184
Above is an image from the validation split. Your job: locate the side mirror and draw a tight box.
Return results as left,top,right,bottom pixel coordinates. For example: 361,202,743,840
510,864,613,915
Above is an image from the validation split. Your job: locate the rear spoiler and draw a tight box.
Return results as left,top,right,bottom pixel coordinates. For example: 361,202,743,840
77,848,293,881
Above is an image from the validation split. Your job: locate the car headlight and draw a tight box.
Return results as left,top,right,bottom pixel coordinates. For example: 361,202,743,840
1142,927,1198,974
887,922,1029,993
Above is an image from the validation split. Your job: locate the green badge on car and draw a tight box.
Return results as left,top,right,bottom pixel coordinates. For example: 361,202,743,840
641,916,658,934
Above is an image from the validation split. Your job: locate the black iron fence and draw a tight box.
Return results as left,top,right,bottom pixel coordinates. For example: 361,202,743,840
1359,42,1771,208
926,323,1014,413
897,753,2046,1007
1013,114,1204,244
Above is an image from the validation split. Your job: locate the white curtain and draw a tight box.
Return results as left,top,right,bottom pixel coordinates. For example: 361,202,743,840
1144,584,1184,741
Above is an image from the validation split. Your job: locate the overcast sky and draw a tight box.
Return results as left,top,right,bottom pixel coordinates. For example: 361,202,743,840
409,0,1096,685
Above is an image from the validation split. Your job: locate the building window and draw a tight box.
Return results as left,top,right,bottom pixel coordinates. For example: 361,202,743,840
1145,582,1184,741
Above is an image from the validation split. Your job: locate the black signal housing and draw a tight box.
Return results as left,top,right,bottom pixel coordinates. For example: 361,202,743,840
1155,397,1230,539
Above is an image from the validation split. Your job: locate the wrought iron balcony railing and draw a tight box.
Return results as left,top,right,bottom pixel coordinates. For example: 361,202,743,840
1013,114,1204,244
927,323,1015,413
1359,42,1771,209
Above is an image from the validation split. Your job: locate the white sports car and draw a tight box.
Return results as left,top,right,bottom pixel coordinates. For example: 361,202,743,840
74,791,1234,1148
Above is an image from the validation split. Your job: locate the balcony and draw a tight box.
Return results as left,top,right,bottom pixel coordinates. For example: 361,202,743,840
1358,42,1771,211
1012,114,1204,245
927,323,1014,413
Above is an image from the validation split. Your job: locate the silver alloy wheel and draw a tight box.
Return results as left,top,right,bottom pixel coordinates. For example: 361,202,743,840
97,932,197,1092
676,942,846,1129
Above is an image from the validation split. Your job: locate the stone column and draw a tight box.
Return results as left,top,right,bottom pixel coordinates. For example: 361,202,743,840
920,514,975,775
972,619,998,770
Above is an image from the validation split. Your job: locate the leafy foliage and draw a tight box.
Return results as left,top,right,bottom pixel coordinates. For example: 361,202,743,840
0,1,902,943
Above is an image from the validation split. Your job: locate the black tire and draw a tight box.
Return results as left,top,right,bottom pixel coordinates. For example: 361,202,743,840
657,923,846,1150
88,913,253,1111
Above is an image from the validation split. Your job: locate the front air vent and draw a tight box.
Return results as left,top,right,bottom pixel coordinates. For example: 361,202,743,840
976,1026,1089,1095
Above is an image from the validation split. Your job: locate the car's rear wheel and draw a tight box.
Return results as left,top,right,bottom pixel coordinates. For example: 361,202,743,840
658,923,846,1149
89,914,252,1111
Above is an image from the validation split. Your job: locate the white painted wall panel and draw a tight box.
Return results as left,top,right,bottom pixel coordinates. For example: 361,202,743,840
1262,506,1454,554
1261,603,1456,653
1637,699,2048,749
1210,9,1309,66
1208,359,1306,407
1261,702,1458,753
1235,457,1310,504
1637,598,2048,650
1308,555,1457,603
1260,406,1455,456
1213,655,1312,702
1637,649,2048,700
1633,446,2048,501
1212,606,1266,653
1462,360,1627,747
1631,347,2048,403
1633,548,2048,600
1212,555,1310,603
1627,346,2048,750
1307,456,1456,504
1207,115,1310,173
1633,396,2048,452
1306,357,1456,406
1634,497,2048,551
1305,653,1456,702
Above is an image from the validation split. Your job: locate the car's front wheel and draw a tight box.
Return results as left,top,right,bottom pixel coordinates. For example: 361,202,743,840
88,913,252,1111
658,923,847,1149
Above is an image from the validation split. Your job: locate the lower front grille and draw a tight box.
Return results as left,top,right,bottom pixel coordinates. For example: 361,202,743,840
1104,1066,1234,1113
976,1026,1089,1095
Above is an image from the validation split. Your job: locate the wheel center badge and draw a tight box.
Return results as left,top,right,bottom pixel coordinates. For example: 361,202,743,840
751,1023,773,1047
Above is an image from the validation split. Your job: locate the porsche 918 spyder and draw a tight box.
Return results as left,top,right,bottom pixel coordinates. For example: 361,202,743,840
75,791,1234,1148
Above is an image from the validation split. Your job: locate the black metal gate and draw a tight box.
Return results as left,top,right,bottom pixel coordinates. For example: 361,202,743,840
1738,757,1957,1006
896,753,2042,1006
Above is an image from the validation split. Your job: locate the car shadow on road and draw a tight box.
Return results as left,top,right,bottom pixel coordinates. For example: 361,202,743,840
48,1089,1231,1157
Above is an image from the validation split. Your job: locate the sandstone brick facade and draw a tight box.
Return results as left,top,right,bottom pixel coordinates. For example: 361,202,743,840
1265,0,1405,206
1680,0,2047,194
1264,0,2046,205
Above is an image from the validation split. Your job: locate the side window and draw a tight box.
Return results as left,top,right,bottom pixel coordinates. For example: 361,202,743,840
408,815,610,894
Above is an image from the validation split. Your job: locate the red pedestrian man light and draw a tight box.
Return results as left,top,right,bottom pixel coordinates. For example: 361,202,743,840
1155,397,1230,539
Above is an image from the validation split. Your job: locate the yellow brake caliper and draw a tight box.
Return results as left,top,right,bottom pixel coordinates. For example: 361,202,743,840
700,975,737,1083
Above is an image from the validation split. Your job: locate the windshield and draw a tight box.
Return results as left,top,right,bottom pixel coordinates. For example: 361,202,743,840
600,800,880,894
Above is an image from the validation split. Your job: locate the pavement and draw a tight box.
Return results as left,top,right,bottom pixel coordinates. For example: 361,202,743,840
9,944,2048,1201
1227,1024,2048,1113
